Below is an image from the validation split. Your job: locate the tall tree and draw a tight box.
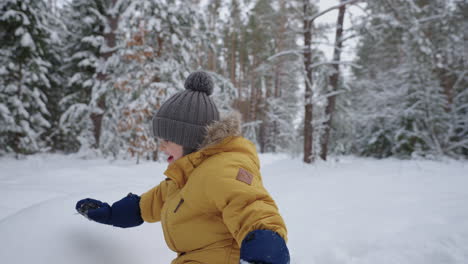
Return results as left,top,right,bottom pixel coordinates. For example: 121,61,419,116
302,0,316,163
320,0,347,160
341,0,468,158
0,0,61,154
60,0,130,155
295,0,360,163
227,0,241,91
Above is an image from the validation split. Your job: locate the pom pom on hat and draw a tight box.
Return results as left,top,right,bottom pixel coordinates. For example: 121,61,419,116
184,71,214,95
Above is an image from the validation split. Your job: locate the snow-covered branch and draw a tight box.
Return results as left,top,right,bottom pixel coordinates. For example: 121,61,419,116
306,0,362,23
309,61,362,69
267,50,303,61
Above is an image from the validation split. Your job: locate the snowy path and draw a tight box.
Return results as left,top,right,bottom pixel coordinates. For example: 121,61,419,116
0,154,467,264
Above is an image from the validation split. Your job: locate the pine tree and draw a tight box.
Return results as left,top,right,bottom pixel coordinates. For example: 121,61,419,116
41,3,68,153
342,0,467,158
256,0,301,153
60,0,130,155
220,0,301,153
299,0,320,163
0,0,60,154
244,0,276,152
320,0,347,160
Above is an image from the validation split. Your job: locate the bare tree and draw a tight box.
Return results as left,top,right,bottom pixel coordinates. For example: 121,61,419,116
303,0,314,163
301,0,360,163
320,0,347,160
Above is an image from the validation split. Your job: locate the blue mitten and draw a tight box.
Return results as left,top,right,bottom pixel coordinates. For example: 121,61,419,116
76,193,143,228
240,229,290,264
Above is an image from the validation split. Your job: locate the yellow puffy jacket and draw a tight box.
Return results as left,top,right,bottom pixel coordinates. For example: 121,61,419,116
139,113,288,264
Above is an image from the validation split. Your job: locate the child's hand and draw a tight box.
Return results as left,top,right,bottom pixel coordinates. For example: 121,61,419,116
76,198,111,224
75,194,144,228
240,230,290,264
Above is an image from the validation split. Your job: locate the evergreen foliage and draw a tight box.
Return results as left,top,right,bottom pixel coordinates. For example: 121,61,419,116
0,0,465,161
0,0,61,154
335,0,468,158
59,0,130,156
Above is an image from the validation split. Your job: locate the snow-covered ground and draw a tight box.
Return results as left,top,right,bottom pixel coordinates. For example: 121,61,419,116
0,154,467,264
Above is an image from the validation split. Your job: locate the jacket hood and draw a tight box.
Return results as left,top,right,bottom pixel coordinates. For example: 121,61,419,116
164,111,260,187
199,111,242,149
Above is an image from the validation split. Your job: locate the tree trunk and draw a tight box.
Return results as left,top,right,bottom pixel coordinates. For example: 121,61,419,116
435,67,455,112
239,36,245,98
90,97,106,148
230,31,237,89
249,67,258,122
207,1,220,72
303,0,314,164
259,76,269,153
271,0,287,152
320,0,346,161
207,49,216,71
91,0,118,148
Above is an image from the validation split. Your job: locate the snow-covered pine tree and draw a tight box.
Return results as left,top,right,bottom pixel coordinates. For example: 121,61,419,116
243,0,277,153
0,0,61,155
58,0,99,153
254,0,301,153
270,0,302,154
277,0,343,162
41,3,68,152
114,27,159,162
342,0,467,158
60,0,130,156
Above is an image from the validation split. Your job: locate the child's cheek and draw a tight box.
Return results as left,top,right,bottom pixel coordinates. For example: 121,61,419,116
178,146,184,157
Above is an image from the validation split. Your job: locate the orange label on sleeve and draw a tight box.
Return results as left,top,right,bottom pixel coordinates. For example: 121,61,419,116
236,168,253,185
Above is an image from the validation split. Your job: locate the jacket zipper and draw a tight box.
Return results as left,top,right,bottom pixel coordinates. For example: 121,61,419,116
174,198,184,213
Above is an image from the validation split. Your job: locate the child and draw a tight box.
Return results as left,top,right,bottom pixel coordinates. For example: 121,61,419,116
76,71,290,264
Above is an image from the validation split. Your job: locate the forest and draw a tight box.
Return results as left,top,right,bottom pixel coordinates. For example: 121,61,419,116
1,0,467,162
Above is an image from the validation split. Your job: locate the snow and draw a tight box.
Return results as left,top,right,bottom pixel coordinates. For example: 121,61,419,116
148,17,161,32
0,103,11,116
0,154,467,264
14,26,25,36
1,10,30,25
171,34,180,45
82,36,104,48
20,32,35,50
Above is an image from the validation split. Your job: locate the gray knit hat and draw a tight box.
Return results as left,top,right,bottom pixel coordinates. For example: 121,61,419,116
152,71,220,150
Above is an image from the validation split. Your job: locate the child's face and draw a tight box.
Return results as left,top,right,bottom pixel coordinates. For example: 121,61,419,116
159,139,183,164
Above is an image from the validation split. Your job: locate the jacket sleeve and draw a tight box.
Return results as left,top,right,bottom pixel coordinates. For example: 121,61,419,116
139,179,171,223
202,165,287,246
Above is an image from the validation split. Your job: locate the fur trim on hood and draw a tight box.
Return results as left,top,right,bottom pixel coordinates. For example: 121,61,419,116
200,111,242,149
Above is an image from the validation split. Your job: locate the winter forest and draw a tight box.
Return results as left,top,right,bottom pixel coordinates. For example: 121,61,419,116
1,1,468,264
1,0,466,162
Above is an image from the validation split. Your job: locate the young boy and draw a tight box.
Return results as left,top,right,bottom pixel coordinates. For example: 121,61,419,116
76,71,290,264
